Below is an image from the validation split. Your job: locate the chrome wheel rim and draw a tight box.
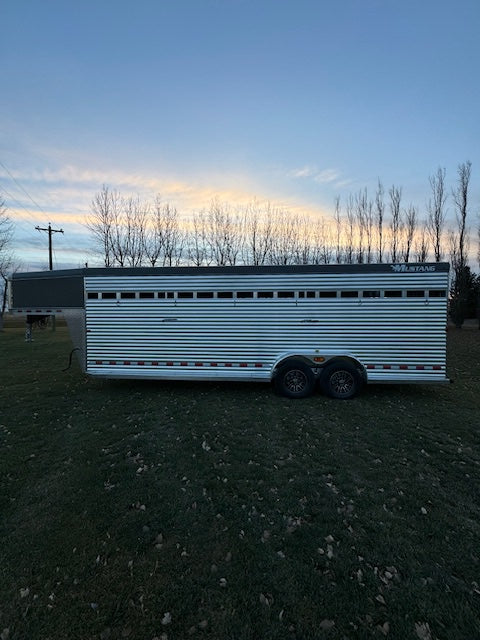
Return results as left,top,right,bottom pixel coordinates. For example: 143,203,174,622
284,369,308,394
330,370,354,395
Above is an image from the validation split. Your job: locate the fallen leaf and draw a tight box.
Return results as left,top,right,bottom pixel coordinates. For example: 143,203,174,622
319,619,335,630
259,592,274,606
378,622,390,636
161,612,172,625
415,622,433,640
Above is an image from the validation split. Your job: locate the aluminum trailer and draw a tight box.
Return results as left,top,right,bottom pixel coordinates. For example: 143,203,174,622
9,262,450,398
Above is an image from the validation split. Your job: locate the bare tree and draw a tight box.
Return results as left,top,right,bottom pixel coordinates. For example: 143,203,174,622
450,161,473,328
344,195,355,264
293,215,314,265
203,199,242,266
140,198,185,267
187,211,211,266
375,181,385,263
388,185,402,262
0,196,16,329
478,215,480,270
0,197,13,257
122,196,148,267
354,189,367,263
364,200,375,263
354,189,374,263
102,194,148,267
269,209,303,265
448,228,459,265
401,205,417,263
333,196,343,264
413,219,429,262
312,218,334,264
427,167,447,262
86,185,118,266
143,197,164,267
241,200,274,266
452,161,472,269
158,202,185,266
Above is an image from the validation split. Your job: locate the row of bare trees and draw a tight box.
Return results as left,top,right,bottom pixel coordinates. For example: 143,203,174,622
87,189,340,268
86,163,475,271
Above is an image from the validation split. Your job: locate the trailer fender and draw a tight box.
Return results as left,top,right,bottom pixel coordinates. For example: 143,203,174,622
271,352,365,381
271,353,319,380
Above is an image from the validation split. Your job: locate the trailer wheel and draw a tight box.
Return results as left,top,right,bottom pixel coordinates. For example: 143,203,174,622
320,361,362,399
274,361,316,399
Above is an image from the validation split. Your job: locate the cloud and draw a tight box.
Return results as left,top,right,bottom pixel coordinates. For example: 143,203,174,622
11,162,335,227
313,169,341,184
12,164,265,215
289,165,344,185
289,166,317,179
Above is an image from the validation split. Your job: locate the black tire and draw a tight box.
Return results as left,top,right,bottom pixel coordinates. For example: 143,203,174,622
319,361,362,399
274,360,316,399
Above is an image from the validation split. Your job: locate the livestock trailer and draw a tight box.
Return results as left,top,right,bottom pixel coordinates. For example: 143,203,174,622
9,263,450,398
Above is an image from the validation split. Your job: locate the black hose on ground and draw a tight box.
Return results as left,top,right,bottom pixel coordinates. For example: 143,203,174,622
62,348,80,372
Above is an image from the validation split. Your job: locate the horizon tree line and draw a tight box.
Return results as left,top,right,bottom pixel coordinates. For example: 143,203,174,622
85,162,475,272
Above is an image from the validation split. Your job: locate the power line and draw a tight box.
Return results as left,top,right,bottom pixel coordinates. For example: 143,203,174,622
0,182,39,223
0,185,42,240
0,160,47,215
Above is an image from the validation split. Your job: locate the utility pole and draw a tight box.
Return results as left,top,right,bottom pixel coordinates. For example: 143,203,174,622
35,223,64,333
35,223,64,270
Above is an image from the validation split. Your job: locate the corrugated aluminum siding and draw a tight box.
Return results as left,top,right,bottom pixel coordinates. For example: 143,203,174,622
85,269,449,384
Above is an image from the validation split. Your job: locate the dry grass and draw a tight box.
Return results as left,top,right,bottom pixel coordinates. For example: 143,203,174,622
0,317,479,639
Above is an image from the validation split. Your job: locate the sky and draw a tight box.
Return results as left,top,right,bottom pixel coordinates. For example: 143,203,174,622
1,0,479,270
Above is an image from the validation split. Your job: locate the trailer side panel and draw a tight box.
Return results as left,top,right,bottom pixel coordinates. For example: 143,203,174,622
84,269,449,384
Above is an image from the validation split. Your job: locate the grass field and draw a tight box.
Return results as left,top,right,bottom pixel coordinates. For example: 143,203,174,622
0,318,479,640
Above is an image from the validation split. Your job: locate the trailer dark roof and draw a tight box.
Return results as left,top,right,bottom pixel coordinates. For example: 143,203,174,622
10,263,450,310
11,270,86,309
12,262,450,279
